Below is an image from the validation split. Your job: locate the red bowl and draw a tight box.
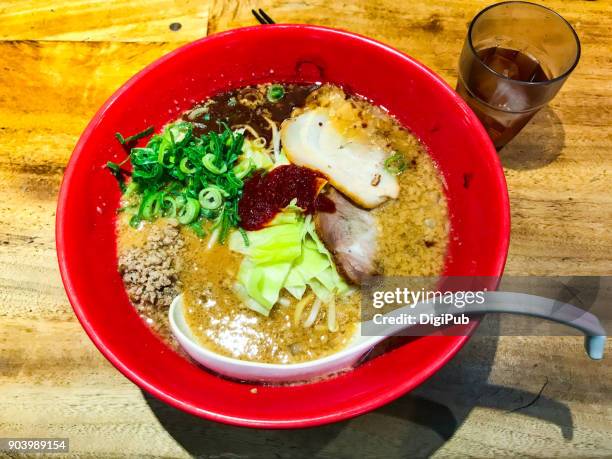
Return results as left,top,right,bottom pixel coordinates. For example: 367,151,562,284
56,25,509,428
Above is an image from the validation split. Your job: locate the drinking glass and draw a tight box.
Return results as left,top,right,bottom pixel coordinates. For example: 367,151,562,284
456,1,580,150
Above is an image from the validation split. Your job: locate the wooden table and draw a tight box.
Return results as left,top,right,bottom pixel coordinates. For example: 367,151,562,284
1,1,610,457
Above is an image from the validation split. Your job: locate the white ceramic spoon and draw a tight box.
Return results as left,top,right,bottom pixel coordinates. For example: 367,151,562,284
169,292,606,383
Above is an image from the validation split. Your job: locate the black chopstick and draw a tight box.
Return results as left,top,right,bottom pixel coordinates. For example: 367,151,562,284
252,8,276,25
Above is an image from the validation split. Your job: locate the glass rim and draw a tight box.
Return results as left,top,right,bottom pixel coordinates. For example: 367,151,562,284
467,1,581,87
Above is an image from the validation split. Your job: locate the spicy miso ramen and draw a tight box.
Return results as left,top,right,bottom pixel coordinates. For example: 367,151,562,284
111,83,449,364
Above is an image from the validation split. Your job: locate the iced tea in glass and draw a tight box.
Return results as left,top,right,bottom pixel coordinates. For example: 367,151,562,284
457,2,580,150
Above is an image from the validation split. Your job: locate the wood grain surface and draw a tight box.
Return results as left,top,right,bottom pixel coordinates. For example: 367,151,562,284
0,0,610,457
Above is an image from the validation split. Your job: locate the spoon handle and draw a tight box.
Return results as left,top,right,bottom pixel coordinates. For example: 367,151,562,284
370,292,606,359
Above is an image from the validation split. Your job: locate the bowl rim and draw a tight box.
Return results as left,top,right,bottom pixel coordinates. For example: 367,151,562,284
56,24,510,428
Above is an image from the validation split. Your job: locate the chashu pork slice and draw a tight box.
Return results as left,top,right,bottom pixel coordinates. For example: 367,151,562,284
280,108,399,209
315,188,378,285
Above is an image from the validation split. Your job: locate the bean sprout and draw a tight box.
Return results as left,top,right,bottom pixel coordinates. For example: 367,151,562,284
293,293,314,326
232,124,260,139
238,89,264,108
263,116,280,163
187,106,208,120
327,296,338,332
278,297,291,307
303,299,322,328
253,136,267,149
206,227,220,250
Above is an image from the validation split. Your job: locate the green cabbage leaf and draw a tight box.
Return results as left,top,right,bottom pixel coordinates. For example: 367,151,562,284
228,205,349,316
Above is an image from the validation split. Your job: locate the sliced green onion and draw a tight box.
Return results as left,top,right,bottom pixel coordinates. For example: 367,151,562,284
178,197,200,224
106,161,126,192
384,152,408,175
199,187,223,210
233,158,254,179
132,163,162,180
157,146,176,168
226,172,243,188
201,208,219,219
189,221,206,238
123,181,138,198
140,192,160,220
175,194,187,208
207,184,230,197
202,153,228,174
179,157,196,174
106,161,122,172
239,227,250,247
151,193,164,217
109,122,248,247
266,84,285,102
162,195,178,218
115,126,154,145
218,209,231,244
129,214,141,228
168,122,192,145
130,147,156,162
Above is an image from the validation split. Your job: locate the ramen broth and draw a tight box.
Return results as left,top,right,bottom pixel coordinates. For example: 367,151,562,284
116,83,449,365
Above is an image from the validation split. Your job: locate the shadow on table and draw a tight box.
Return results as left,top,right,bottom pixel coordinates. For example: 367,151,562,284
143,316,573,458
499,106,565,171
